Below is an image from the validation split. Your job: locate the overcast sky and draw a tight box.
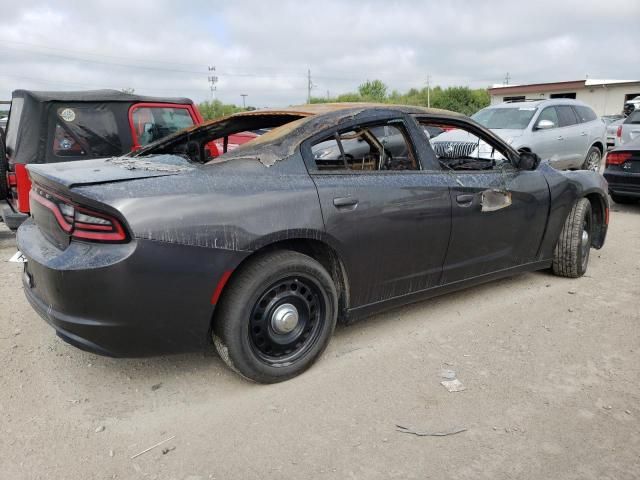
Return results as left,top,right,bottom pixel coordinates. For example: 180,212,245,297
1,0,639,107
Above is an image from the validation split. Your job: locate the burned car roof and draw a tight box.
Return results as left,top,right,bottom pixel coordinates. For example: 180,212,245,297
134,103,462,166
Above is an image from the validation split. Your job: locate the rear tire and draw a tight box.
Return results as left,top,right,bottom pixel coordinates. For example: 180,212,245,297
582,146,602,172
552,198,592,278
610,193,637,204
213,250,338,383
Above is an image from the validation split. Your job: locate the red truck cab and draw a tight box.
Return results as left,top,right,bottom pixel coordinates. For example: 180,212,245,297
1,90,205,229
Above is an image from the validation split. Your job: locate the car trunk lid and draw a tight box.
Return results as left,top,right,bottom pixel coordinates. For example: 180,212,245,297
27,155,194,191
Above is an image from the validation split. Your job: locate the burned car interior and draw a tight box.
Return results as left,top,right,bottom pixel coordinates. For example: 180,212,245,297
418,118,512,171
135,113,306,164
311,121,418,171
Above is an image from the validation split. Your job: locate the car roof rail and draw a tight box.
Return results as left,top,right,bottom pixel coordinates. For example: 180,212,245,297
502,99,541,103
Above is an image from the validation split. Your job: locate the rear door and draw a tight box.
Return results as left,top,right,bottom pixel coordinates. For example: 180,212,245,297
555,105,584,168
303,114,452,308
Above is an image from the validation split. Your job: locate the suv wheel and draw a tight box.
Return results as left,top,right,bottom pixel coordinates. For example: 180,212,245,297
582,146,601,172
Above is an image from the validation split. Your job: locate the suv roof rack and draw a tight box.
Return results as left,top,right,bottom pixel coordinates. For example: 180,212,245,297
503,99,541,103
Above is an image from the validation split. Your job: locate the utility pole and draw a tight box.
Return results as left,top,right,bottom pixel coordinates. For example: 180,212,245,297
208,66,218,100
307,69,313,104
426,75,431,108
240,94,248,108
504,72,511,86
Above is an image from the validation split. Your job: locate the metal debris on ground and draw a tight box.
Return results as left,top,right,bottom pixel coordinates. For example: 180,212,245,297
441,378,466,392
8,251,27,263
162,446,176,455
130,435,176,459
396,425,467,437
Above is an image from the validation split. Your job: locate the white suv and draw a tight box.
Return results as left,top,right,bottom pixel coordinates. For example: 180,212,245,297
433,99,606,171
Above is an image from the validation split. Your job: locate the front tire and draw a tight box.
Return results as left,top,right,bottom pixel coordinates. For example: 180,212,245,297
213,250,338,383
552,198,592,278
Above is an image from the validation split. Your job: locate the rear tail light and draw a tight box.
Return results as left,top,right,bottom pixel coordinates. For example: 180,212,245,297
30,186,127,242
616,125,622,138
606,152,632,166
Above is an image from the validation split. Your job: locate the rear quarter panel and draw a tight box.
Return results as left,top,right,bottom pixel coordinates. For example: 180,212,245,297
72,153,327,267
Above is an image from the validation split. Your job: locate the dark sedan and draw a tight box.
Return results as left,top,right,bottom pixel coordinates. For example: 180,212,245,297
18,104,609,383
604,136,640,204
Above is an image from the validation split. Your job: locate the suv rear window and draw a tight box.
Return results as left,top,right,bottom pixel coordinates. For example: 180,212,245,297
575,105,598,123
131,106,195,146
625,111,640,124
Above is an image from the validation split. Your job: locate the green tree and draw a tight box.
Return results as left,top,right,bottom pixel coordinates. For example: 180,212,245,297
198,100,246,120
431,86,489,115
357,80,388,102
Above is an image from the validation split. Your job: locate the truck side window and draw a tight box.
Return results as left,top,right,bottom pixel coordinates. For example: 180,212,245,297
131,107,195,147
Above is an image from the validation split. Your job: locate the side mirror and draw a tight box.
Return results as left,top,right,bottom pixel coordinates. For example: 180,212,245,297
516,151,541,171
535,119,555,130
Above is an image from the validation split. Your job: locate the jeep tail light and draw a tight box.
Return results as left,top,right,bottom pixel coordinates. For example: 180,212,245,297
606,152,631,166
30,186,127,242
616,125,622,138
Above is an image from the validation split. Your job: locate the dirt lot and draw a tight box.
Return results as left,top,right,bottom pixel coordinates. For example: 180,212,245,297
1,202,639,480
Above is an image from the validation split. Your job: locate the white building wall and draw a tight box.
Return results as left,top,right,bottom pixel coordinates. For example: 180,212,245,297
490,83,640,116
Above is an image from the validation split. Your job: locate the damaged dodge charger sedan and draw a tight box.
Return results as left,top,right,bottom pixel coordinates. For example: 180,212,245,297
17,104,609,383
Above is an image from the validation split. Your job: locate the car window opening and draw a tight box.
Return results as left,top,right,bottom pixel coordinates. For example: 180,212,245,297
420,120,511,172
138,114,304,164
311,122,418,172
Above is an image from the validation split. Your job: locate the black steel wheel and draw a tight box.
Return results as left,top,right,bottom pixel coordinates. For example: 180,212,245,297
249,275,325,365
213,250,338,383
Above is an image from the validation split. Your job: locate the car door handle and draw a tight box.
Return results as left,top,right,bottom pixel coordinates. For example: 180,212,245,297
580,132,587,136
333,197,359,209
557,136,564,140
456,194,475,206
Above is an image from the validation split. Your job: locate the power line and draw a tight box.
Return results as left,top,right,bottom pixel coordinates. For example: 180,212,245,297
3,43,364,82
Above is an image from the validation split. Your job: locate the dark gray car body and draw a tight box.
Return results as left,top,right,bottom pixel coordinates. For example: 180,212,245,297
17,104,610,357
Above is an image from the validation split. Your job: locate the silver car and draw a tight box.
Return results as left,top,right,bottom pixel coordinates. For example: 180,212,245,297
606,118,625,149
618,109,640,146
431,99,606,171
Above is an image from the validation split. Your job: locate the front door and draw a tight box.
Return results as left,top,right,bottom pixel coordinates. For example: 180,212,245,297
420,116,550,284
444,168,549,283
304,116,452,308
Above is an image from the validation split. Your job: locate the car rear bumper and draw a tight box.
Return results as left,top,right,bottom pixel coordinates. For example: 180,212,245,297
603,170,640,197
18,220,244,357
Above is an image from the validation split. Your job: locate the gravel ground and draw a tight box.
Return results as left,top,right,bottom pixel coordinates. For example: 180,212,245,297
1,202,639,480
